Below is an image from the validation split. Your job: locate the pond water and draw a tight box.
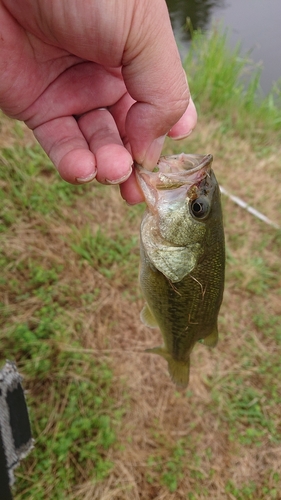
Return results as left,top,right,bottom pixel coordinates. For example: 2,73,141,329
166,0,281,95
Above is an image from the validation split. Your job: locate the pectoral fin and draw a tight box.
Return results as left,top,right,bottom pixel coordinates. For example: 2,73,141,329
201,327,219,347
140,304,158,328
145,245,200,283
146,346,190,388
141,217,201,283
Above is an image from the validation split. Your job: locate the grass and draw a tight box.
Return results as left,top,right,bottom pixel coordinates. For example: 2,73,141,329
184,27,281,150
1,27,281,499
71,225,138,281
0,141,133,498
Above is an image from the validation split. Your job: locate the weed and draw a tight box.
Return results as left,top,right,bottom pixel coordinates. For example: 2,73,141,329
146,440,186,493
161,441,185,492
71,225,139,281
0,144,84,218
185,28,281,152
13,349,117,499
253,312,281,344
0,139,126,498
226,480,257,499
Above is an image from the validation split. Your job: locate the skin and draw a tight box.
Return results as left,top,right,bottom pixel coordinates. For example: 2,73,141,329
0,0,197,204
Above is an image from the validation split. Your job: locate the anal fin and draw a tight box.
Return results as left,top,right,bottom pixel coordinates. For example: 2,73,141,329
145,346,190,388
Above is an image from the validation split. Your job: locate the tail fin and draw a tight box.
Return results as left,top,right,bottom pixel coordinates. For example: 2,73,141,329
145,346,190,388
167,356,190,388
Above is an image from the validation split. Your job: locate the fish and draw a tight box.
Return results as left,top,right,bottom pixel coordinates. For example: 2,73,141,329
135,153,225,388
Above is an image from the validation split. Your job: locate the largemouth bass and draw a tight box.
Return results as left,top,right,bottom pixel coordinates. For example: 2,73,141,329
136,153,225,388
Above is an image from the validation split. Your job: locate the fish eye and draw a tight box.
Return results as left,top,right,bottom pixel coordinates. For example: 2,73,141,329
190,196,210,219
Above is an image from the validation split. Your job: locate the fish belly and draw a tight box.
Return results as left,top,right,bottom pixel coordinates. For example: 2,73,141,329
140,241,224,364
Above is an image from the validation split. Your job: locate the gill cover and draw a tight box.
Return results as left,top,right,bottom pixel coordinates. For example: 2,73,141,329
136,154,213,282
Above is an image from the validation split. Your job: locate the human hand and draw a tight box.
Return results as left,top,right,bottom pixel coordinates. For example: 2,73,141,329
0,0,197,203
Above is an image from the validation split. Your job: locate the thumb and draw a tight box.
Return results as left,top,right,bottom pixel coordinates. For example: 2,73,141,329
122,0,195,169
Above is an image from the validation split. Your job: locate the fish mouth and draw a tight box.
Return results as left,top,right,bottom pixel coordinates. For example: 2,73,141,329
135,154,213,191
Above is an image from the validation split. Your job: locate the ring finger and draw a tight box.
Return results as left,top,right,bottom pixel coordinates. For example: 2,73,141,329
78,108,133,184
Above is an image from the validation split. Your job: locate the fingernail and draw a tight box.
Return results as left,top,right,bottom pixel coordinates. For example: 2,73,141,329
169,97,197,140
125,200,140,206
105,164,132,185
76,171,97,183
172,129,194,141
142,135,166,170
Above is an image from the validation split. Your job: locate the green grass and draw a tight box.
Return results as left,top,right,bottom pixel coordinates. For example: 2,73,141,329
146,439,186,492
71,225,139,281
0,141,131,498
184,28,281,151
1,247,123,497
0,145,83,219
3,325,119,498
14,348,116,499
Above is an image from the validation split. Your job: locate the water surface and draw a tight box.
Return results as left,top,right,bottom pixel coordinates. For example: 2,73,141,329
167,0,281,94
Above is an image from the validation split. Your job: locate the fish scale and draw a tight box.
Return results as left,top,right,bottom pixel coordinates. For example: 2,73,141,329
136,154,225,388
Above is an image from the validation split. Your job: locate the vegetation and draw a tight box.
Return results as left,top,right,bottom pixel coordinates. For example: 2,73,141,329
0,28,280,499
184,28,281,149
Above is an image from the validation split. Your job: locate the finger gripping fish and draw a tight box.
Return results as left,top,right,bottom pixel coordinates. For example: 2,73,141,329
136,154,225,388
